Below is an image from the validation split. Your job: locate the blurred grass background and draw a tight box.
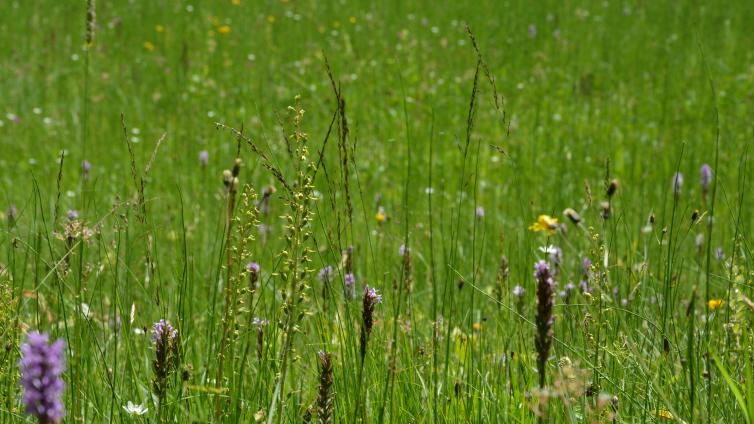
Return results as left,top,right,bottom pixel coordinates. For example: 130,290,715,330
1,0,753,422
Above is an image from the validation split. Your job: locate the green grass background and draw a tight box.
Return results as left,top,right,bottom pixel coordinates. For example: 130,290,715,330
1,0,753,422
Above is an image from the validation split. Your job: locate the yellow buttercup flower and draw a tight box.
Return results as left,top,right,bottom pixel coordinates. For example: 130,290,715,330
654,409,675,421
155,24,164,33
375,209,386,224
231,0,241,5
218,25,231,34
707,299,724,310
528,214,559,235
143,41,155,52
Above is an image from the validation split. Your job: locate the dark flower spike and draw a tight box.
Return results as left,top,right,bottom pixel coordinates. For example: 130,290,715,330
316,351,334,424
606,179,619,198
360,285,382,360
534,260,554,388
151,320,180,407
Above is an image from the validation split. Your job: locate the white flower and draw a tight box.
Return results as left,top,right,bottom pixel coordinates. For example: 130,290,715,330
81,303,91,319
538,245,558,255
123,401,148,416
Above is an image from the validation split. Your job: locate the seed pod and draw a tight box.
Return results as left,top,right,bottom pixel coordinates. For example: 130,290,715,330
563,208,581,224
606,179,619,197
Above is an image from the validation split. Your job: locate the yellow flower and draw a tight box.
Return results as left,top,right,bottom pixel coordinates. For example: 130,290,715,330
528,214,559,235
267,15,276,23
231,0,241,5
472,322,482,331
143,41,155,52
654,409,675,421
375,210,386,224
155,24,164,33
218,25,231,34
707,299,724,310
349,16,357,24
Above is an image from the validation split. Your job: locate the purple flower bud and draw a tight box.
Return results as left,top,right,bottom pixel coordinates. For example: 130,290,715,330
398,244,408,257
533,260,552,285
152,319,178,345
548,247,562,270
344,273,356,300
364,286,382,305
199,150,209,167
67,209,79,222
151,320,179,402
512,285,524,297
700,164,712,196
716,247,725,261
579,280,591,294
475,206,485,218
580,257,593,293
318,265,334,284
247,262,260,290
528,24,537,38
81,160,91,180
7,204,17,220
252,317,268,327
19,331,66,423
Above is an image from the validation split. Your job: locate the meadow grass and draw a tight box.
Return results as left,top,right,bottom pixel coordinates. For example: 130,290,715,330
1,0,754,422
